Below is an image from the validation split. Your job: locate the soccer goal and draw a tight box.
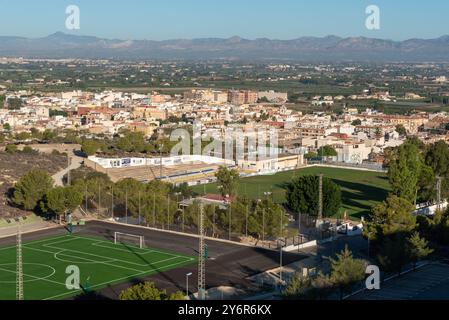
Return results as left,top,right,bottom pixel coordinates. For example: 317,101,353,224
114,232,145,249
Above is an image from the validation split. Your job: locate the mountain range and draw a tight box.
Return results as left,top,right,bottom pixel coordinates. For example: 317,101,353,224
1,32,449,62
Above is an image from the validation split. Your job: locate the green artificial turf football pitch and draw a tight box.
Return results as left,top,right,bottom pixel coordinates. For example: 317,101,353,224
0,234,195,300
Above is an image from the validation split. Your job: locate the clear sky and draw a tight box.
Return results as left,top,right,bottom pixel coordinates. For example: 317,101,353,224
0,0,448,40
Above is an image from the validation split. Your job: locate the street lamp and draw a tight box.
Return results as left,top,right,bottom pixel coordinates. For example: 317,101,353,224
280,242,283,284
367,231,371,258
186,272,192,298
280,211,284,283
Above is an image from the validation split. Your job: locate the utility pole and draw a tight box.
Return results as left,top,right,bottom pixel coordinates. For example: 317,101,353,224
182,202,185,232
67,153,71,185
16,223,24,300
212,204,216,237
316,174,323,228
153,193,156,227
85,183,88,213
262,208,265,242
111,184,114,220
228,200,232,241
159,144,164,179
138,190,141,225
198,201,206,300
98,182,101,215
167,194,170,230
245,205,249,238
279,211,283,284
125,189,128,224
437,176,442,210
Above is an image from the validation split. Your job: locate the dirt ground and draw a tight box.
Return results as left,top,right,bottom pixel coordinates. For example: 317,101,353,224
0,151,66,218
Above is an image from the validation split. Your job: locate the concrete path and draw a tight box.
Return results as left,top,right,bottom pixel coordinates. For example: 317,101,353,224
52,152,84,187
0,219,55,239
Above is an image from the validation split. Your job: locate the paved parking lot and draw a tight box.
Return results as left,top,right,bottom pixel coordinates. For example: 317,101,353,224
351,263,449,300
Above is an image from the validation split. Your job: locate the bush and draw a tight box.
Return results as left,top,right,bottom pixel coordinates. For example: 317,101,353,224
5,144,17,154
119,282,185,300
21,146,35,154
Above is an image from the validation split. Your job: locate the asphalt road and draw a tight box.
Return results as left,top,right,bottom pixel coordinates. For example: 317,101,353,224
0,220,307,300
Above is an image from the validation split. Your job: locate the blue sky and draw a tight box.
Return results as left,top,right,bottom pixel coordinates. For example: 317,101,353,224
0,0,448,40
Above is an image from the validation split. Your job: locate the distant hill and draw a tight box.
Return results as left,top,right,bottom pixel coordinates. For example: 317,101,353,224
1,32,449,62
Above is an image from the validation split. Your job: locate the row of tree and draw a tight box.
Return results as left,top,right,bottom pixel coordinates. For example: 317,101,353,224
387,138,449,204
11,166,288,239
359,137,449,275
11,169,83,223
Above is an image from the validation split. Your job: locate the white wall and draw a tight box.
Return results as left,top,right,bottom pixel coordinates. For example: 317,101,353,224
88,155,235,169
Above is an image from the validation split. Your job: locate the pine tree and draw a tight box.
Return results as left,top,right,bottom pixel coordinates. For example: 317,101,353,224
407,232,433,269
330,246,366,300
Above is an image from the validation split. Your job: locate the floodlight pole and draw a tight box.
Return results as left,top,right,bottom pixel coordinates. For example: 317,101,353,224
16,223,24,300
198,201,206,300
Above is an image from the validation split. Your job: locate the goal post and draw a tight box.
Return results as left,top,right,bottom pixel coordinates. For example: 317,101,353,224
114,232,145,249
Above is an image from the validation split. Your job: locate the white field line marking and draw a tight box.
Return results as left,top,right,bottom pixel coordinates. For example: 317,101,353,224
91,241,175,257
0,266,67,287
23,245,143,273
48,236,190,266
42,257,195,301
44,243,166,269
0,234,71,252
42,237,81,247
26,238,193,272
78,235,183,258
53,251,117,264
2,235,196,300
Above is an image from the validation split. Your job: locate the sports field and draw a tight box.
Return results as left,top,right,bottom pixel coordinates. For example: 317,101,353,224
192,166,390,219
0,234,196,300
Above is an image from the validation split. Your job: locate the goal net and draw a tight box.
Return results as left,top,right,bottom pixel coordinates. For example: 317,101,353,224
114,232,145,249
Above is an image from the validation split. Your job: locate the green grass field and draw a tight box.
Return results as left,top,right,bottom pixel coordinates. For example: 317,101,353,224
193,166,391,219
0,234,195,300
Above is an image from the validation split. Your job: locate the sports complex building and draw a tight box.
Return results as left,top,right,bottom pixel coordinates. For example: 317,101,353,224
85,155,235,185
84,153,304,185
